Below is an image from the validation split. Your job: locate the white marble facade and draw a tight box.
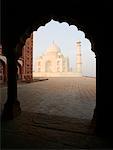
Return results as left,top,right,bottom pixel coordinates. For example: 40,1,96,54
34,41,82,77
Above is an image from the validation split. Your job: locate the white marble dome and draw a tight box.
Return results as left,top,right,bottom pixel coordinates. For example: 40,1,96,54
46,41,61,53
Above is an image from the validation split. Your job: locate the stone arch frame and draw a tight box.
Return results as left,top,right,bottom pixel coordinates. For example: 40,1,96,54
0,56,7,64
18,16,96,127
1,0,113,137
17,16,97,79
0,58,7,82
16,16,97,60
1,15,97,122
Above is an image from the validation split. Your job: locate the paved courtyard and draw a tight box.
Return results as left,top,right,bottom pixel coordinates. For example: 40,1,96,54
0,77,96,120
2,77,112,149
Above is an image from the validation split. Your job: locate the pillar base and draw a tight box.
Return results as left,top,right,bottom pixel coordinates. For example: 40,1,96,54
1,100,21,120
90,107,96,134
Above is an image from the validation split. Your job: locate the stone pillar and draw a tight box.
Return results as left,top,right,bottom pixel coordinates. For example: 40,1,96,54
76,41,82,76
2,52,21,120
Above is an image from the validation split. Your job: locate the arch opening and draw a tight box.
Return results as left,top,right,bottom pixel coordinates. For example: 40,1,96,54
14,19,96,122
1,16,99,149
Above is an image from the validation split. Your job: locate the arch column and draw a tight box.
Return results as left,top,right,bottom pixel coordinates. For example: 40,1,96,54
2,52,21,120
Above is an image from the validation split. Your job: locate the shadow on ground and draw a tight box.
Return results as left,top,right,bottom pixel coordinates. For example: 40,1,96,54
1,111,113,149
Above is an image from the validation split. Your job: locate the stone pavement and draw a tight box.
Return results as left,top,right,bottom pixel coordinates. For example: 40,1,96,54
1,77,113,149
1,111,113,149
1,77,96,120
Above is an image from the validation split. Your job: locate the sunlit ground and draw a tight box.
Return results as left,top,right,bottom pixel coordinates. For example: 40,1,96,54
0,77,96,120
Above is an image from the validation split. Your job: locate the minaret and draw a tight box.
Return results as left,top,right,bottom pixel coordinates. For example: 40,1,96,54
76,41,82,76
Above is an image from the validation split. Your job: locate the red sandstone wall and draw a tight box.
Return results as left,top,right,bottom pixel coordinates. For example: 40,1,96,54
22,33,33,81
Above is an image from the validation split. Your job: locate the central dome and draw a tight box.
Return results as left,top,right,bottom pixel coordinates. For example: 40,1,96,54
46,41,61,53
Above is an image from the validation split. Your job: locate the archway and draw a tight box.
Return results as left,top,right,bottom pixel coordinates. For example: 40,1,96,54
12,19,96,123
1,2,113,148
1,16,96,122
17,61,22,80
45,60,52,72
0,58,7,83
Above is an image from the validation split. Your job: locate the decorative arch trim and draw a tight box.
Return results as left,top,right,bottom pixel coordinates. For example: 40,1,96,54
0,55,7,64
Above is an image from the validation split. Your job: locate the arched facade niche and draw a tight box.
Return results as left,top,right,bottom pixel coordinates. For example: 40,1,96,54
45,60,52,72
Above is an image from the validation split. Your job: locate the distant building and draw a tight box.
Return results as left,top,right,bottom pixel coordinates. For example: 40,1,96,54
35,41,69,73
0,37,82,83
33,41,82,77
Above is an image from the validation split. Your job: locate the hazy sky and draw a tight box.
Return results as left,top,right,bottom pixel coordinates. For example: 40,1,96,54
33,19,96,77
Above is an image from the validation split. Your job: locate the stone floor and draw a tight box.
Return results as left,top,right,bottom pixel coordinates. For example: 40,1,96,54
1,77,96,120
1,111,113,149
1,77,112,149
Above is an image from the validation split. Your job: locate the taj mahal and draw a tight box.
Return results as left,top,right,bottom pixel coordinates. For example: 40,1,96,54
33,41,82,77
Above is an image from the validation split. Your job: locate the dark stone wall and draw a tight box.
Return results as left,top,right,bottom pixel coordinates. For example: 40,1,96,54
1,0,113,135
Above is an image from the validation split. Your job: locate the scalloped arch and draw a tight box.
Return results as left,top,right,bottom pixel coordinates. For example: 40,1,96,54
16,15,96,58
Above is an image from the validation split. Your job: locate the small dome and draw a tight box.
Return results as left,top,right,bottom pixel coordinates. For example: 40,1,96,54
46,41,61,53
